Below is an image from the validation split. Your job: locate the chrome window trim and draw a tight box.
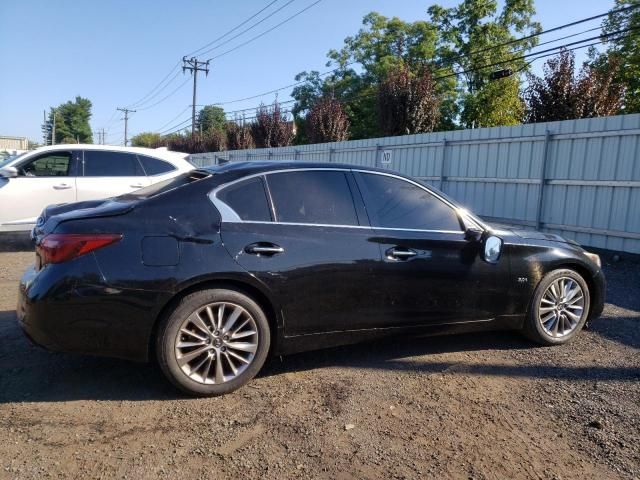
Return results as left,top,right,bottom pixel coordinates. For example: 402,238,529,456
208,166,480,232
217,219,464,235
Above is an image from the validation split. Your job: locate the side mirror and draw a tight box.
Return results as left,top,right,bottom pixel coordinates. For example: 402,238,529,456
483,235,503,264
0,166,18,178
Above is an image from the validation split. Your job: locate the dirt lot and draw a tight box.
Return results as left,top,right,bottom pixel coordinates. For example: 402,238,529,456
0,250,638,480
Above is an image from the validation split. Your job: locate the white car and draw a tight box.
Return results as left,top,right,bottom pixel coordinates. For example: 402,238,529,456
0,144,194,233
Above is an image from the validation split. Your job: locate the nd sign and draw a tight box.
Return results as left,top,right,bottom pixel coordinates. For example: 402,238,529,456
380,149,392,165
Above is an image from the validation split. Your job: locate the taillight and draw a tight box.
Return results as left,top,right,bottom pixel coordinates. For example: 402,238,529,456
37,233,122,266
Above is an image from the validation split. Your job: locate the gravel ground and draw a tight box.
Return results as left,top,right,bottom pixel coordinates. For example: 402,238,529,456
0,250,638,480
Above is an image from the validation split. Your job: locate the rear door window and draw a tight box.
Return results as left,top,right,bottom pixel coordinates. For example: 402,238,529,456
217,177,272,222
266,171,359,226
83,151,145,176
138,155,176,176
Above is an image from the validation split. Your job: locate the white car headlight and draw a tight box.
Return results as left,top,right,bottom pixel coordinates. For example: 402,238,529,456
585,252,601,268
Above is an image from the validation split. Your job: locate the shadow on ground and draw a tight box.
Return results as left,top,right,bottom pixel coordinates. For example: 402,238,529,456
1,307,638,404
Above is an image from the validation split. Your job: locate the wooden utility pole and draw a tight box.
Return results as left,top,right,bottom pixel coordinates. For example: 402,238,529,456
117,107,136,146
182,57,209,136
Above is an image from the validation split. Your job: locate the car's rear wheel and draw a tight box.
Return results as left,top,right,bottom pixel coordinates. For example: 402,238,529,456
157,288,270,396
524,269,591,345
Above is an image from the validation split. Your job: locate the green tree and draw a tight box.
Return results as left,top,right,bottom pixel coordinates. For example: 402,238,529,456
593,0,640,113
292,12,457,138
197,105,226,132
131,132,164,148
42,96,93,144
428,0,540,128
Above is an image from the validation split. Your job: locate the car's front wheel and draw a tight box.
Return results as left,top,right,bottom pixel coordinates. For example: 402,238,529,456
524,268,591,345
157,288,270,396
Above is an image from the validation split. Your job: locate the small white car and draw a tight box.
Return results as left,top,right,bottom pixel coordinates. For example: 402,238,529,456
0,144,194,233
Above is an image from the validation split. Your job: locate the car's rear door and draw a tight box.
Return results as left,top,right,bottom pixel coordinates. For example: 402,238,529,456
353,170,509,327
214,169,383,336
76,150,151,201
0,150,79,230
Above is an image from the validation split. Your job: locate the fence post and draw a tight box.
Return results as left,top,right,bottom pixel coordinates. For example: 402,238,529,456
439,138,447,191
295,149,300,161
268,151,273,162
536,129,552,230
376,144,381,168
328,147,334,163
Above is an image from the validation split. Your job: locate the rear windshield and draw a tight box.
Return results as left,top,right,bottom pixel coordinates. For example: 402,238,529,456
119,170,211,200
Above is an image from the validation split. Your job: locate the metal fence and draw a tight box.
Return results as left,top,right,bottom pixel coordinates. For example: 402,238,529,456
189,113,640,254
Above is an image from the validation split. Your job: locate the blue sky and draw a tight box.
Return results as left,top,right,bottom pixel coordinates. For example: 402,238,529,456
0,0,613,144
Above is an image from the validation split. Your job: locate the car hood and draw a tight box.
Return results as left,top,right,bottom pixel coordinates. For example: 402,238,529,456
492,226,580,247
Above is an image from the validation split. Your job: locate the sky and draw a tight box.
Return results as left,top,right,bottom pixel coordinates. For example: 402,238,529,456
0,0,614,144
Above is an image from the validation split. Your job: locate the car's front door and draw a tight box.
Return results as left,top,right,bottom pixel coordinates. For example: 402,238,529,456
354,171,509,327
76,150,151,201
0,150,79,230
214,169,383,336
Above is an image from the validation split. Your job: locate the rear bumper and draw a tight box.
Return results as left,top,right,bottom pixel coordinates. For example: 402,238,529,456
17,259,169,362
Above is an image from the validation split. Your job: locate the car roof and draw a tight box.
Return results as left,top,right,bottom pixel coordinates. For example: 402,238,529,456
24,144,188,159
201,160,393,176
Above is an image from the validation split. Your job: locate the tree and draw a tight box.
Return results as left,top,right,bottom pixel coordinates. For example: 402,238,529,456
428,0,541,128
378,64,441,136
42,96,93,144
226,119,255,150
306,96,350,143
293,12,457,139
166,130,226,154
524,49,625,123
460,75,524,127
131,132,164,148
593,0,640,113
250,101,294,148
197,105,226,132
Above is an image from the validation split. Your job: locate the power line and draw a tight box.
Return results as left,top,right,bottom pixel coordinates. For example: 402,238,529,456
453,2,640,62
206,0,323,61
191,0,299,59
185,0,282,58
125,61,182,109
135,77,191,111
160,117,193,136
154,105,192,132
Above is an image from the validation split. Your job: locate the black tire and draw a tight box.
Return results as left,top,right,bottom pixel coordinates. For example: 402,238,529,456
523,268,591,345
156,288,270,396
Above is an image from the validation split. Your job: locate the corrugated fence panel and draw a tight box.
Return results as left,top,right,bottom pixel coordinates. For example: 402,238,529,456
189,113,640,254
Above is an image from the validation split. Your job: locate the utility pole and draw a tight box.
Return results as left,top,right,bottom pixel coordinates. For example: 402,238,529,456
51,108,56,146
117,107,136,146
96,128,106,145
182,56,210,136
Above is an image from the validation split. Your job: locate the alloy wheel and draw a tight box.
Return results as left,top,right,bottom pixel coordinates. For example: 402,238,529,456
538,276,585,337
174,302,259,384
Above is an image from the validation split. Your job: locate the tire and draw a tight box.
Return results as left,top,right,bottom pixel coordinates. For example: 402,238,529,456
523,268,591,346
156,288,270,396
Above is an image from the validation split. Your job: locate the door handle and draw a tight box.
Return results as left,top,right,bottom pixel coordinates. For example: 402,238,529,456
53,183,72,190
245,243,284,255
386,247,418,260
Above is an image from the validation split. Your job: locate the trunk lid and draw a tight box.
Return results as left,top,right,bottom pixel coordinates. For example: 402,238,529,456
33,198,136,241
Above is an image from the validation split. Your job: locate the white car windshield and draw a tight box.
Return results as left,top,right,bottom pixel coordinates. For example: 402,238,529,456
0,151,28,168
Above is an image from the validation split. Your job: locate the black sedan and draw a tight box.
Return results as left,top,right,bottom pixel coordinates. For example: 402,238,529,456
17,162,605,396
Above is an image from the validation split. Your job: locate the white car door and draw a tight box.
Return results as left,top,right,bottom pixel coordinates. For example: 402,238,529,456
75,150,151,201
0,150,78,231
